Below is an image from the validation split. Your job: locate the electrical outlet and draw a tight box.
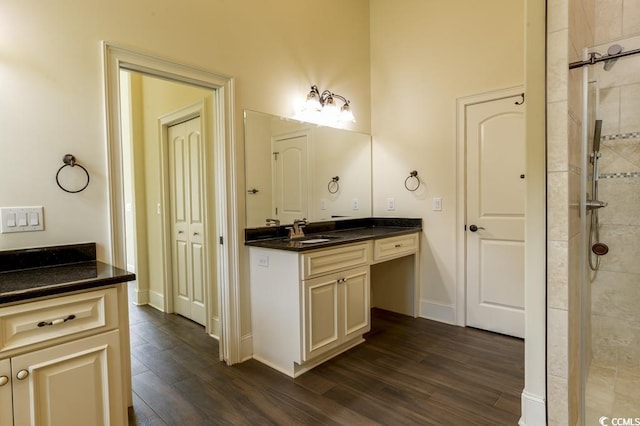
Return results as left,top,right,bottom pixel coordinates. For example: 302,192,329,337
432,197,442,211
257,255,269,267
320,199,327,210
386,198,395,211
352,198,360,210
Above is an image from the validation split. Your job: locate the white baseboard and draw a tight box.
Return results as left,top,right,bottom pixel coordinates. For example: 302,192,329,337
148,290,165,312
419,300,456,325
519,391,546,426
209,316,221,340
131,288,149,305
240,333,253,362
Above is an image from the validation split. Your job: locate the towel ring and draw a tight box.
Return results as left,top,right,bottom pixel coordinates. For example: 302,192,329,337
404,170,420,191
56,154,90,193
328,176,340,194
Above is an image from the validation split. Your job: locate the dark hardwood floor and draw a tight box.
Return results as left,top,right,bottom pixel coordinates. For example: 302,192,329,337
127,303,524,425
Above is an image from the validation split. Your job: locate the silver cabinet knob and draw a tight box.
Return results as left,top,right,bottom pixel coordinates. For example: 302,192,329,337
16,370,29,380
0,376,8,386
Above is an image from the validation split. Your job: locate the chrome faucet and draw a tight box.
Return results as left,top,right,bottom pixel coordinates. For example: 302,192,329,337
287,218,307,239
265,218,280,226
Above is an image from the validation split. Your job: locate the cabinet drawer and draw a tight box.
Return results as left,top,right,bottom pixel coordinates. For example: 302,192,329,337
301,243,370,279
373,233,419,262
0,288,118,354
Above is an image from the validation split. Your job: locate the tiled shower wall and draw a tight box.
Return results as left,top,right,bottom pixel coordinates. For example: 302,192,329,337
547,0,594,424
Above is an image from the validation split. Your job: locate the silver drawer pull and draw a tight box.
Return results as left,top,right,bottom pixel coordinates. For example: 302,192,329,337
0,376,8,386
16,370,29,380
37,314,76,328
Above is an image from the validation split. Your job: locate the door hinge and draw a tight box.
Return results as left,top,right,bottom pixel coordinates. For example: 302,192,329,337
273,152,279,160
219,236,224,245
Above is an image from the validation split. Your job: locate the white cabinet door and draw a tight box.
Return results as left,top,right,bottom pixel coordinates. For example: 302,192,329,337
0,358,12,426
302,266,370,362
11,330,124,426
341,266,370,341
302,274,340,362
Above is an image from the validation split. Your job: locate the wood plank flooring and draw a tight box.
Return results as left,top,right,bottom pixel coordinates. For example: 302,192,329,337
128,304,524,425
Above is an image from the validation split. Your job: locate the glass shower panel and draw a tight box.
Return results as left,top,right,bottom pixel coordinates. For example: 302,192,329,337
583,39,640,424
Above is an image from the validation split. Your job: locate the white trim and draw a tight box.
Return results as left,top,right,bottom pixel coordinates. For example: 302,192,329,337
102,42,240,365
519,391,546,426
148,290,165,312
419,300,456,325
131,288,149,306
240,333,253,362
455,85,525,328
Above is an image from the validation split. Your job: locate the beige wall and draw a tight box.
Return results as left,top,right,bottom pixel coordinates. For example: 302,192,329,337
370,0,524,317
0,0,371,259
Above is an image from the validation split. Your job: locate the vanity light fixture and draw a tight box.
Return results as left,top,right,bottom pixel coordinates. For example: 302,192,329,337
301,85,355,123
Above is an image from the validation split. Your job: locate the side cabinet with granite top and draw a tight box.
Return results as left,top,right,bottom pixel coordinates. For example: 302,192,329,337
0,285,130,426
248,232,420,378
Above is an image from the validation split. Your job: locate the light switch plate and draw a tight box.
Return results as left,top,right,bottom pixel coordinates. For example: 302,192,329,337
386,198,395,211
1,206,44,233
432,197,442,211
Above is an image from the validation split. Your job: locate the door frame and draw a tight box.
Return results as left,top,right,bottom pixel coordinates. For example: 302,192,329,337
455,85,524,327
102,43,241,364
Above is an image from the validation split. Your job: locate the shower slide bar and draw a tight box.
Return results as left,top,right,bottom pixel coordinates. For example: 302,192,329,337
569,47,640,69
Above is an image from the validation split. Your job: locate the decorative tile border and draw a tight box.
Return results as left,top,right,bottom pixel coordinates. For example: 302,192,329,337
599,172,640,179
602,132,640,141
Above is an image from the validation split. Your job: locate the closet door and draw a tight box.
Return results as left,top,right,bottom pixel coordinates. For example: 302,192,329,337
169,116,206,326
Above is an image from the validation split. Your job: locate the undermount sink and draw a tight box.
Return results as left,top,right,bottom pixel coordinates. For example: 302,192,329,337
299,238,331,244
283,235,340,243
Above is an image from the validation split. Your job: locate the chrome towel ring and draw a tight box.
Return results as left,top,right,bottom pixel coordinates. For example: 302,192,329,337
56,154,90,193
405,170,420,191
328,176,340,194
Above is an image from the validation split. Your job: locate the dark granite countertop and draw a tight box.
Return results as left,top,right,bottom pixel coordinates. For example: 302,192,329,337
0,243,135,305
245,217,422,252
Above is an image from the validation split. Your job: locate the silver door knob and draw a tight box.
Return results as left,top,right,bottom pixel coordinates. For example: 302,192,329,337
16,370,29,380
0,376,8,386
469,224,485,232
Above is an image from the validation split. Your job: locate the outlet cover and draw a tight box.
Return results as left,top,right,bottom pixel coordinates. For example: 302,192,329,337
386,198,395,211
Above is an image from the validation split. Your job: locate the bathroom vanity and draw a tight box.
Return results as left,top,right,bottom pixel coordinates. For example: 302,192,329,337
0,243,134,426
246,218,421,377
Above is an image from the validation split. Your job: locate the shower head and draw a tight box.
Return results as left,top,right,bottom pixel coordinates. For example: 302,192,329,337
603,44,623,71
593,119,603,153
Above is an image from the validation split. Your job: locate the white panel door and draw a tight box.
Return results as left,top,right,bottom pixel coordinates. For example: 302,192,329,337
272,133,309,225
169,117,206,326
466,95,525,338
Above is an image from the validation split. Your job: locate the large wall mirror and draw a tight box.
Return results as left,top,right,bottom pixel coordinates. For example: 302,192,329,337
244,110,372,228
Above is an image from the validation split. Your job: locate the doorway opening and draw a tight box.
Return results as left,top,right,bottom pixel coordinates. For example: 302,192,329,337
103,43,241,366
119,71,216,332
